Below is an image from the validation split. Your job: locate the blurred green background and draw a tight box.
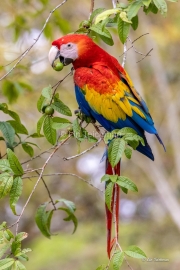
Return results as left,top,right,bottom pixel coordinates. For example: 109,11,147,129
0,0,180,269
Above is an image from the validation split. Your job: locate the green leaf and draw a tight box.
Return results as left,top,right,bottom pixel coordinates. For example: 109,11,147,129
7,120,28,135
14,261,26,270
153,0,167,14
119,11,132,23
87,134,98,143
124,245,147,259
109,175,118,183
41,85,52,100
7,149,23,176
108,138,126,167
124,148,132,159
101,174,110,182
43,116,57,145
0,173,13,199
22,143,34,157
72,118,82,140
117,17,131,44
142,0,151,7
104,132,114,144
0,122,15,148
94,8,120,24
9,176,23,215
0,159,12,173
105,182,114,211
115,127,137,136
90,23,112,38
0,243,11,259
127,0,142,20
0,259,14,269
37,95,46,112
98,30,114,46
113,251,124,270
37,115,46,136
95,265,107,270
15,232,28,242
51,101,72,116
117,176,138,192
143,2,158,14
7,110,21,122
52,117,71,130
57,198,77,233
131,15,139,30
90,8,105,22
124,134,145,146
35,203,53,238
121,187,128,194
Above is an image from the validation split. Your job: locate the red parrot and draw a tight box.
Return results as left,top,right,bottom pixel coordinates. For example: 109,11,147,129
48,34,165,257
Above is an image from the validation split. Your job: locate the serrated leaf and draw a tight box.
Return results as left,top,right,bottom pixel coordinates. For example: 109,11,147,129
124,148,132,159
35,203,53,238
43,116,56,145
14,261,26,270
131,15,139,30
117,17,130,44
41,85,52,100
7,149,23,176
117,176,138,192
0,122,15,148
22,143,34,157
7,120,28,135
90,8,105,22
37,95,46,112
153,0,167,14
101,174,110,182
0,173,13,199
113,251,124,270
0,259,14,269
37,115,46,136
0,159,12,173
95,8,120,24
105,182,114,211
108,138,126,167
0,243,11,259
127,0,142,20
52,117,71,130
51,101,72,116
9,176,23,215
124,245,147,259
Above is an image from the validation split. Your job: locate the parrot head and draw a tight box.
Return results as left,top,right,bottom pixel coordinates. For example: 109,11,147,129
48,34,98,69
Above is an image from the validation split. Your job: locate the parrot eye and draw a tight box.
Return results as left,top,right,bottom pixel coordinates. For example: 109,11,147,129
67,43,73,49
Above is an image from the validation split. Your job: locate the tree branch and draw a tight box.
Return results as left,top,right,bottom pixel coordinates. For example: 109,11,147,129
0,0,68,81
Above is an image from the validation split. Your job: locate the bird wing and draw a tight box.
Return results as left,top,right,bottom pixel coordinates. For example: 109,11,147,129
74,63,157,135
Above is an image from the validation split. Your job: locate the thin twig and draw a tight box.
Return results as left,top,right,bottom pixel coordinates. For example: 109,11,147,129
122,41,127,68
136,48,153,63
36,171,57,210
11,135,71,233
63,137,102,161
22,172,104,192
89,0,95,18
0,0,68,81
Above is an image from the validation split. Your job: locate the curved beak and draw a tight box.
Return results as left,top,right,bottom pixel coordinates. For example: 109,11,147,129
48,46,73,68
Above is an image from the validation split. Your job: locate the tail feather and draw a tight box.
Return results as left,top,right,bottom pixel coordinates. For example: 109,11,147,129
106,159,120,258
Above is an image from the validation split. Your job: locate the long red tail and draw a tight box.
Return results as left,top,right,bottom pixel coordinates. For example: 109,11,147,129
105,158,120,258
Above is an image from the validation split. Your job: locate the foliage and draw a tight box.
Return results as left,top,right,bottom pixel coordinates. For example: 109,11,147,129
0,0,178,269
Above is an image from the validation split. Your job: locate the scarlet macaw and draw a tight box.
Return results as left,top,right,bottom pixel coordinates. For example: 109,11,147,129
48,34,165,257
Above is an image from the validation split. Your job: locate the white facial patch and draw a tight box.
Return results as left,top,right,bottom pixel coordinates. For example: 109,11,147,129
48,46,59,66
60,43,78,61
